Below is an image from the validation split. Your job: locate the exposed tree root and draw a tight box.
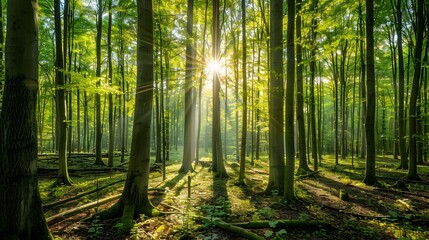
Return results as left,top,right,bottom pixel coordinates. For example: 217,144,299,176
295,170,321,179
232,219,332,229
43,179,125,210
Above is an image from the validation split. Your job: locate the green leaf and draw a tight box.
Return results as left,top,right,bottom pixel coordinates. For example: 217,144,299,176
264,230,273,237
268,220,278,228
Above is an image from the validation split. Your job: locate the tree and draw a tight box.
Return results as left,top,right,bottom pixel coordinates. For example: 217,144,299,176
107,0,114,167
284,0,296,201
180,0,195,173
100,0,155,231
406,0,424,180
309,0,319,171
266,0,284,194
212,0,228,178
0,0,53,238
296,0,311,173
94,0,104,165
238,0,248,183
363,0,377,185
54,0,72,186
358,1,367,159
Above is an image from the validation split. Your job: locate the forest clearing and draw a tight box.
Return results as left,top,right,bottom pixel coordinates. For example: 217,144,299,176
40,154,429,239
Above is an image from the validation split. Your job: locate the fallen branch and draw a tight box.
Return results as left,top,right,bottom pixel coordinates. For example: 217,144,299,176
374,188,429,199
46,194,121,226
232,220,332,229
213,220,265,240
43,179,125,210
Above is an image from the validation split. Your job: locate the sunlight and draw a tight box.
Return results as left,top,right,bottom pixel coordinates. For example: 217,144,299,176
205,59,223,77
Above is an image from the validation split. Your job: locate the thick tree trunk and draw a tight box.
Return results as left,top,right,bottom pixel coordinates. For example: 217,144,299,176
212,0,228,178
0,0,53,238
265,0,284,194
100,0,155,231
359,2,367,159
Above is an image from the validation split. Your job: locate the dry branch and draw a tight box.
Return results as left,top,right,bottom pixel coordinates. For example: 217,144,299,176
46,194,121,226
232,219,332,229
43,179,125,210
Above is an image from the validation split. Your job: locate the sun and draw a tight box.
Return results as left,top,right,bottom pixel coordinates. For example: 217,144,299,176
205,59,225,77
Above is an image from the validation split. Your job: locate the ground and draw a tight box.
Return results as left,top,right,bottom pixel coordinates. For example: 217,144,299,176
39,152,429,239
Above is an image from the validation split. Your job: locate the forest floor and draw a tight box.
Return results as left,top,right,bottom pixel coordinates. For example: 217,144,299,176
39,152,429,240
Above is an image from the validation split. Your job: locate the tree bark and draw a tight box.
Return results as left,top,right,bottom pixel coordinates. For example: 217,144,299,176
363,0,377,185
107,0,114,167
406,0,424,180
94,0,104,166
266,0,284,194
180,0,195,173
284,0,295,201
212,0,228,178
0,0,53,238
54,0,72,186
239,0,248,183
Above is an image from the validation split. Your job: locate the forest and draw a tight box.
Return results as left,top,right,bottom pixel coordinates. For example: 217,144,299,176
0,0,428,239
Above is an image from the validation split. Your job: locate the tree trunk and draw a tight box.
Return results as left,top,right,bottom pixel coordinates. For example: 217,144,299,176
239,0,248,183
395,0,408,169
107,0,114,167
101,0,155,231
406,0,424,180
94,0,104,166
296,0,310,173
0,0,53,238
309,0,319,171
212,0,228,178
359,2,367,159
284,0,295,201
266,0,284,194
54,0,72,186
180,0,195,173
363,0,377,185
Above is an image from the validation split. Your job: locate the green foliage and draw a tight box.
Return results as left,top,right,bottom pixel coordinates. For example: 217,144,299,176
88,218,104,239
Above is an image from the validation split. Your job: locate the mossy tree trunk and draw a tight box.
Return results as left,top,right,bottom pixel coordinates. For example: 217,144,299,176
0,0,53,238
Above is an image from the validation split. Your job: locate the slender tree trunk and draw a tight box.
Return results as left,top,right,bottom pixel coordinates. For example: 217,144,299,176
359,2,367,159
94,0,104,165
363,0,377,185
0,0,53,237
0,0,3,113
180,0,195,173
54,0,72,186
309,0,319,171
239,0,248,183
395,0,408,169
108,0,114,167
406,0,424,180
284,0,295,201
296,0,310,173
